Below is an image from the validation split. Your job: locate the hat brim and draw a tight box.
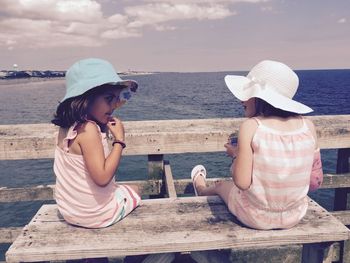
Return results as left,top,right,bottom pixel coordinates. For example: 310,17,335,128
225,75,313,114
61,79,138,102
109,80,138,93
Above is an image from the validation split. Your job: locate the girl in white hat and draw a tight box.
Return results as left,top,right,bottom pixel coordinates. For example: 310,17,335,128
52,58,141,228
191,60,323,230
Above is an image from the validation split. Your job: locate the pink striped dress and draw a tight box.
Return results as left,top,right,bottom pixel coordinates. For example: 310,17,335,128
54,122,140,228
228,117,315,230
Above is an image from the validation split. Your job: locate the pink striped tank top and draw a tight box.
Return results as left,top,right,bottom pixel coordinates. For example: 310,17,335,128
228,117,316,230
54,122,123,228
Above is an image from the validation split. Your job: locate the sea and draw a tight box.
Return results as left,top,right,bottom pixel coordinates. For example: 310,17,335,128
0,70,350,258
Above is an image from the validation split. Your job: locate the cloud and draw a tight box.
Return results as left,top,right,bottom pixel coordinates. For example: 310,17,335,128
0,18,104,48
101,28,141,39
2,0,103,22
0,0,138,49
125,3,234,28
0,0,267,50
337,18,346,24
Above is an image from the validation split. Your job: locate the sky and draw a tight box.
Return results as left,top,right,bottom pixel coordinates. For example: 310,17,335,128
0,0,349,72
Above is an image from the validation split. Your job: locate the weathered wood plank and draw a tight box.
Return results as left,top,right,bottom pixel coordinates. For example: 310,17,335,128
331,210,350,226
0,185,55,202
321,173,350,189
341,240,350,263
1,115,349,160
163,161,177,198
0,180,161,203
1,211,347,245
334,149,350,211
228,245,303,263
5,197,349,262
0,227,22,243
173,173,350,196
2,173,350,203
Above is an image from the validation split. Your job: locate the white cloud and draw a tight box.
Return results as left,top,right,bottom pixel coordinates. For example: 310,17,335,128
0,0,135,49
337,18,346,24
155,25,177,31
107,14,129,25
60,22,101,36
0,0,263,50
2,0,103,22
0,18,104,48
125,3,234,28
101,28,141,39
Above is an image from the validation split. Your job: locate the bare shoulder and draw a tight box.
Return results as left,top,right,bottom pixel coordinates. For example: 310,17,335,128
239,118,259,138
304,117,317,133
75,122,101,142
304,117,315,128
76,122,99,133
240,118,259,131
304,117,318,147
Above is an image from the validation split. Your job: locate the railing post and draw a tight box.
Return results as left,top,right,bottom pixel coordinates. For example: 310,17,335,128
334,148,350,210
334,148,350,263
148,154,164,197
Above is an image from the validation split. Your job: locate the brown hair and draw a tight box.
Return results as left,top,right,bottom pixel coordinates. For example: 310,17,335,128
52,84,123,128
254,98,299,118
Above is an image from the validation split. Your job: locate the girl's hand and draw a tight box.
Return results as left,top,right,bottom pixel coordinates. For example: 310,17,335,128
107,117,125,142
224,143,238,158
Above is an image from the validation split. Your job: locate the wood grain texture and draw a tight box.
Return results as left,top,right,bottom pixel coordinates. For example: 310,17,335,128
1,115,349,160
2,209,350,244
164,162,177,198
1,173,350,203
0,180,160,202
6,197,349,262
0,227,22,243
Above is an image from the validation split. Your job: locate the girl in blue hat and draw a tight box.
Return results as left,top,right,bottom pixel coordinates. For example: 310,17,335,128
51,58,141,228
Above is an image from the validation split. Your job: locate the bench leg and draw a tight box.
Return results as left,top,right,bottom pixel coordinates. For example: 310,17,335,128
229,245,302,263
124,253,175,263
302,242,334,263
340,240,350,263
190,250,231,263
66,258,109,263
141,253,175,263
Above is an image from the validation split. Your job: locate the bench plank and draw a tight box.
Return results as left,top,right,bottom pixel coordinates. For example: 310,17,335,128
6,197,349,262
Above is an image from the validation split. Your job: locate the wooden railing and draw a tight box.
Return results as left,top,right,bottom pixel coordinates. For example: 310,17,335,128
1,115,350,261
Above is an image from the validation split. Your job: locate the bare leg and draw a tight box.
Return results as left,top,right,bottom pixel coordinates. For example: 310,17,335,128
194,175,235,206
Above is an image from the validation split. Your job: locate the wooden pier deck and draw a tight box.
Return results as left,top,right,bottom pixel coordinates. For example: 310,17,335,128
1,115,350,262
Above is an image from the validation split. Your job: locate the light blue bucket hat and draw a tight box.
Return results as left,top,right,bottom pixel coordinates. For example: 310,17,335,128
61,58,138,102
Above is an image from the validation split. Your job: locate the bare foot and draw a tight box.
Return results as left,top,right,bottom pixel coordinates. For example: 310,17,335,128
194,173,206,195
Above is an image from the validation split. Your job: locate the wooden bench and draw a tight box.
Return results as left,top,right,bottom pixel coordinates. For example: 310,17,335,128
1,115,350,262
5,197,349,262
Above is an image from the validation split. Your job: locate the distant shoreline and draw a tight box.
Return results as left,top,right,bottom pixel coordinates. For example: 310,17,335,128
0,70,155,80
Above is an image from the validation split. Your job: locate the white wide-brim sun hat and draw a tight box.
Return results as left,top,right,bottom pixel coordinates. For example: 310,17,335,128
224,60,313,114
61,58,138,103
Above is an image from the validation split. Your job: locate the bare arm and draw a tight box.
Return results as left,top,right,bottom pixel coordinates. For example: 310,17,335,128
77,119,125,186
228,119,257,190
305,118,319,149
305,118,323,191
